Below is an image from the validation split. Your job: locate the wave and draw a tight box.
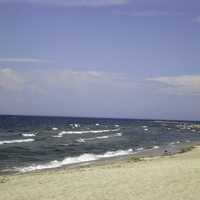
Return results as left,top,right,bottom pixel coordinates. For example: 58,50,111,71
76,133,122,143
53,128,120,138
169,141,183,145
76,138,85,143
69,123,80,128
52,135,62,138
142,126,149,132
136,147,144,151
15,148,133,172
136,146,159,152
0,139,34,145
22,133,36,137
52,127,58,131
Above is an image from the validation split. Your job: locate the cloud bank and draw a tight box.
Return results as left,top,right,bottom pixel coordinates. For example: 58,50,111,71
2,68,200,96
0,67,139,116
148,75,200,95
0,67,131,93
0,68,27,91
1,68,200,119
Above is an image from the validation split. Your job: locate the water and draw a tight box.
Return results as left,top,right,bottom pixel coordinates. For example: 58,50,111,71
0,115,200,172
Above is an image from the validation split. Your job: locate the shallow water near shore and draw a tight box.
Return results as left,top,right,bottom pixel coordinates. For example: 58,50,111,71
1,115,200,173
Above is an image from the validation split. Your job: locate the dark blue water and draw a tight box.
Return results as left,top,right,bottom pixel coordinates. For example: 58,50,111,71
0,115,200,172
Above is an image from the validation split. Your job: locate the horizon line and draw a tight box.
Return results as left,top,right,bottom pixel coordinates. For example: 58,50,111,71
0,113,199,122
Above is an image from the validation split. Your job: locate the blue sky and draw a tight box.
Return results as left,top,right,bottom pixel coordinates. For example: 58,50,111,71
0,0,200,120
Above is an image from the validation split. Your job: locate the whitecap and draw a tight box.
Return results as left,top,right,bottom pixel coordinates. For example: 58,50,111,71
54,129,120,138
115,132,122,137
0,139,34,145
22,133,36,137
76,132,122,143
52,127,58,131
15,148,133,172
76,138,86,143
96,135,110,139
74,123,80,128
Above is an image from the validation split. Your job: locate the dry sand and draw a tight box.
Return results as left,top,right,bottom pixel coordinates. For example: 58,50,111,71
1,146,200,200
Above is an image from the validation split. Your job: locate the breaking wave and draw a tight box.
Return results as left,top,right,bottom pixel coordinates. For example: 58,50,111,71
22,133,36,137
15,148,133,172
76,133,122,143
53,129,120,138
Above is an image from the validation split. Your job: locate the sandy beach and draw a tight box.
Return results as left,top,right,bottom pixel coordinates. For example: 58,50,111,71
0,145,200,200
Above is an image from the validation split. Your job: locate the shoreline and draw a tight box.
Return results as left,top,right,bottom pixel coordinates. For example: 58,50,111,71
1,140,199,176
1,143,200,200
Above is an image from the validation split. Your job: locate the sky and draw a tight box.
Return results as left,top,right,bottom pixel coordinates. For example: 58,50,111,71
0,0,200,120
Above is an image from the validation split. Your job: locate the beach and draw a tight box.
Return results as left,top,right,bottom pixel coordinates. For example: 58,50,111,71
1,145,200,200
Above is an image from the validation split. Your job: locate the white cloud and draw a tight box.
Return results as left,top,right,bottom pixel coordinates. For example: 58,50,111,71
0,0,129,7
0,68,27,91
0,67,146,117
0,68,131,93
148,75,200,95
0,58,51,63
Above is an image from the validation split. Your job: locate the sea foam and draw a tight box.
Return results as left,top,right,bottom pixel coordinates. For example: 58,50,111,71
53,128,120,138
76,132,122,143
136,147,144,151
0,139,34,145
15,148,133,172
22,133,36,137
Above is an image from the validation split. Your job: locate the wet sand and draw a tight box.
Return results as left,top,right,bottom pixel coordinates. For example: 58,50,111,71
0,144,200,200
